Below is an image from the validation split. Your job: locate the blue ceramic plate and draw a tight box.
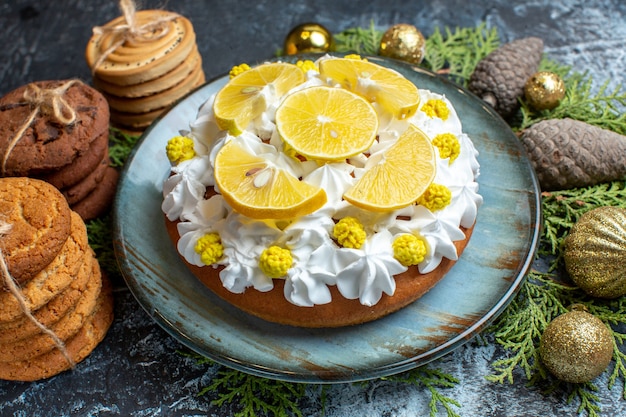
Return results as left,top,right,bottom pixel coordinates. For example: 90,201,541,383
113,56,541,383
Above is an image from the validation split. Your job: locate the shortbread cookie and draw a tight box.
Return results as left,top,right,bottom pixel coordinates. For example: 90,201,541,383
62,152,109,205
108,70,205,129
0,275,113,382
38,129,109,190
86,10,197,86
92,45,202,98
0,250,96,344
71,165,119,221
0,177,72,284
107,66,205,128
109,106,167,129
0,211,89,322
0,259,101,362
102,58,205,114
0,80,109,177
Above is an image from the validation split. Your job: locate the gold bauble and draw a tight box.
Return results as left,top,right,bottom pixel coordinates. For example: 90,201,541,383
524,71,566,110
564,206,626,298
284,23,333,55
540,306,613,383
378,23,426,64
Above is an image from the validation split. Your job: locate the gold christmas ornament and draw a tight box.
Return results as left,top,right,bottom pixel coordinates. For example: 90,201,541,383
564,206,626,298
540,306,613,383
524,71,566,110
284,23,333,55
378,23,426,64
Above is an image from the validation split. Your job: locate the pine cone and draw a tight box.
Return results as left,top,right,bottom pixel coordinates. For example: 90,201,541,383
468,37,544,117
520,118,626,191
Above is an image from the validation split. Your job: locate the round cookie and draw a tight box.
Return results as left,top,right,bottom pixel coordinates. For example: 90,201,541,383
102,58,205,114
0,257,102,362
0,177,72,284
109,105,169,129
108,70,205,129
86,10,197,86
0,274,114,382
62,152,110,205
38,129,109,190
0,211,89,322
0,250,96,344
92,45,202,98
71,165,119,221
0,80,109,177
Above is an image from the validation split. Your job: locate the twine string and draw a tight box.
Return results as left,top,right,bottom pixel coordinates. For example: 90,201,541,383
0,222,75,369
0,79,80,176
90,0,180,73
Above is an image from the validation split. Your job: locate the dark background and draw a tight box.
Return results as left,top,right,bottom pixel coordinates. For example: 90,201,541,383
1,0,625,415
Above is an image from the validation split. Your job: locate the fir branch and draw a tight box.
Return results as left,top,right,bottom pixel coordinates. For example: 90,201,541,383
383,367,461,417
200,367,306,417
517,63,626,133
588,298,626,400
539,182,626,263
422,23,500,86
84,127,140,278
569,383,602,417
333,20,382,56
85,213,120,280
486,271,574,383
609,338,626,400
108,127,141,167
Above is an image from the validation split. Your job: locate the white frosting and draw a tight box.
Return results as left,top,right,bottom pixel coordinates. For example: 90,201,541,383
162,57,483,307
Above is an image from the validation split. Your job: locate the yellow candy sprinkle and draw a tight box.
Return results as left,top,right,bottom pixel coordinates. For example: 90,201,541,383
194,233,224,265
418,183,452,212
333,217,366,249
343,54,366,61
259,246,293,278
421,99,450,120
229,63,251,79
393,234,427,266
432,133,461,163
296,59,318,73
166,136,196,164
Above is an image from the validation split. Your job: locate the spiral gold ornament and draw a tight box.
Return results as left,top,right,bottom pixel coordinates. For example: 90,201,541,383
378,23,426,65
564,206,626,298
284,23,333,55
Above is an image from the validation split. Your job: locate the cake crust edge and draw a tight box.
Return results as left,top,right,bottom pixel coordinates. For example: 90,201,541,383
164,217,474,328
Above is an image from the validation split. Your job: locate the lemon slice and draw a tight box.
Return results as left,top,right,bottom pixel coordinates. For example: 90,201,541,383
214,140,327,219
275,86,378,161
343,124,436,211
213,62,305,135
318,57,420,119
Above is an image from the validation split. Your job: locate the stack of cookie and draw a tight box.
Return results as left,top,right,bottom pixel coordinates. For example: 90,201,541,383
0,79,118,221
0,177,113,382
86,8,205,132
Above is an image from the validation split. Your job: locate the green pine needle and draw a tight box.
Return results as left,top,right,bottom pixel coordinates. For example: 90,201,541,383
333,20,382,55
85,213,120,280
200,367,306,417
540,182,626,267
108,127,141,167
382,367,461,417
517,61,626,133
422,23,500,85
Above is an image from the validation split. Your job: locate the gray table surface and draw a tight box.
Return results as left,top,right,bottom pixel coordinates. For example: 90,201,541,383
1,0,625,416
